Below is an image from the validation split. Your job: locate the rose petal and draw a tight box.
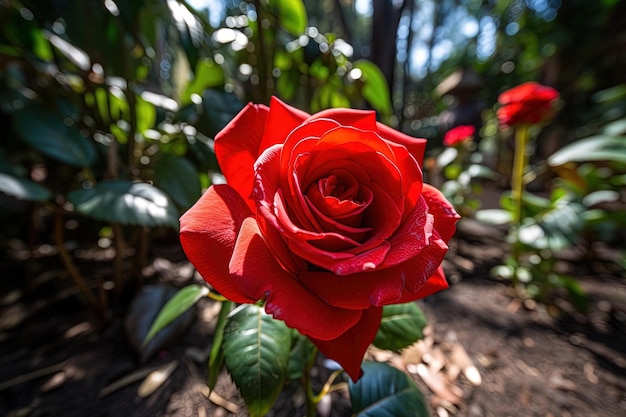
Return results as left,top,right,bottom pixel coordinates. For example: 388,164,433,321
303,194,371,243
253,144,311,272
229,217,362,340
306,108,378,131
394,266,449,304
376,121,427,164
298,236,449,309
259,96,310,153
421,184,460,243
498,82,559,105
214,102,269,212
309,306,383,382
312,127,399,170
384,140,423,215
179,185,256,304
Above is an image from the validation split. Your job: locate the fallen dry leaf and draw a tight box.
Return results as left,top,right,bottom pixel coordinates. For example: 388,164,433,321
137,360,179,398
411,363,464,405
449,344,482,386
196,383,240,414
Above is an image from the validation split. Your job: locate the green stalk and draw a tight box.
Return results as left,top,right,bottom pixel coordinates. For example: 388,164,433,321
304,346,319,417
510,124,530,288
511,124,530,225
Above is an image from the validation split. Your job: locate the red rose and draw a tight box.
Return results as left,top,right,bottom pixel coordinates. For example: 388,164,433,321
443,125,475,147
497,82,559,127
180,97,459,380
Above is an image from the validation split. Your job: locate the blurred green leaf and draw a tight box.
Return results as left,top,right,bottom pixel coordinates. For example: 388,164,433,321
0,173,52,202
190,89,244,138
582,190,620,207
558,275,589,313
185,135,218,173
466,164,499,180
591,84,626,103
444,164,462,180
151,153,201,209
31,27,53,61
223,304,292,417
136,96,157,133
207,300,234,391
436,147,458,168
518,202,584,250
354,60,392,116
143,284,209,346
373,303,428,352
475,209,513,225
601,118,626,136
125,284,196,362
349,361,430,417
68,180,179,228
286,330,316,381
13,107,96,167
311,83,350,113
276,67,300,101
181,58,225,105
548,135,626,166
274,0,307,36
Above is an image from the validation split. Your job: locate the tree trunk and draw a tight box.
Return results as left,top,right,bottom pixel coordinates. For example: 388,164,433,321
371,0,407,96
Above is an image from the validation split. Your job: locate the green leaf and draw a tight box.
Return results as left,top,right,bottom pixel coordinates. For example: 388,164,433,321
223,304,292,417
591,84,626,104
602,118,626,136
436,147,458,168
311,83,350,113
373,303,428,352
349,361,430,417
151,153,201,209
466,164,499,180
287,330,316,380
68,180,179,228
207,300,235,391
517,202,584,251
136,96,157,133
354,60,392,116
557,275,589,313
181,58,225,105
274,0,307,36
475,209,513,226
582,190,620,207
143,284,209,346
0,173,52,202
190,90,245,139
13,107,96,167
548,135,626,166
276,67,300,101
125,284,197,361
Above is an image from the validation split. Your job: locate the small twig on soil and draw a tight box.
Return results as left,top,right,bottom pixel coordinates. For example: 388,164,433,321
0,361,67,392
53,209,102,314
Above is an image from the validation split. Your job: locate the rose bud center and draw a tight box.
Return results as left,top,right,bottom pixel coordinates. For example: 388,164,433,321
305,169,373,230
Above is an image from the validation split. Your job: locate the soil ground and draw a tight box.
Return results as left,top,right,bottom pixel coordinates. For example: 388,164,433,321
1,218,625,417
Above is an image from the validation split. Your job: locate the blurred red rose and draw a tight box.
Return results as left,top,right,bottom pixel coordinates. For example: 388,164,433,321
180,97,459,380
497,82,559,127
443,125,475,146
